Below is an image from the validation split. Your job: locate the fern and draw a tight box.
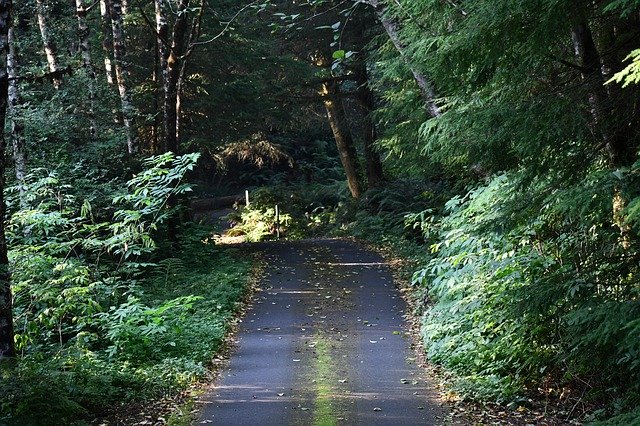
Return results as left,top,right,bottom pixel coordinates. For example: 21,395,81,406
150,258,187,288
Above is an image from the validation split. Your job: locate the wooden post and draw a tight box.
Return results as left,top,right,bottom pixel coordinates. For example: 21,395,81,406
245,189,249,207
275,204,280,240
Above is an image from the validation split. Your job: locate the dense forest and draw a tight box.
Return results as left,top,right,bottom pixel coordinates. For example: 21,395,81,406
1,0,640,424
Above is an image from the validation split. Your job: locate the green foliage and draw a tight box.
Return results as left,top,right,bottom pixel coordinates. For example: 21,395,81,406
226,205,293,242
2,152,251,423
412,172,640,411
608,49,640,87
109,153,200,258
4,240,251,424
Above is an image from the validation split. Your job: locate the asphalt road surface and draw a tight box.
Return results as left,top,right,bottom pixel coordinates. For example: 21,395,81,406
198,239,444,425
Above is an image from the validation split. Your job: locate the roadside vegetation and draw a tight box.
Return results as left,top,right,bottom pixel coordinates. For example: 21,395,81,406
0,154,253,424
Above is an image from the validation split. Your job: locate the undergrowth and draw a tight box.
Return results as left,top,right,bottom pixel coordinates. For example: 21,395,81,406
1,154,253,425
1,231,251,425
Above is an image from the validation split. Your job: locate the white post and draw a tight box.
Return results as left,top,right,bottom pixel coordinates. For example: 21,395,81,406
275,204,280,239
245,190,249,207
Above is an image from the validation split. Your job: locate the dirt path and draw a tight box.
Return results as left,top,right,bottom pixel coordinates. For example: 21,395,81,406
197,239,446,425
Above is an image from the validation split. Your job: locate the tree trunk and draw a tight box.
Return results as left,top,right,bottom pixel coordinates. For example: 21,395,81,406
151,44,159,153
99,0,114,84
0,0,16,359
571,21,632,167
109,0,137,154
7,25,25,205
320,80,362,198
35,0,62,88
355,63,383,189
175,57,188,144
363,0,440,118
571,18,633,248
162,0,190,155
154,0,168,152
75,0,98,137
363,0,442,118
174,1,204,149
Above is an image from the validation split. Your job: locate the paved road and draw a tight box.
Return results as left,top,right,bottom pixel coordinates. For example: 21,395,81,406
198,239,444,425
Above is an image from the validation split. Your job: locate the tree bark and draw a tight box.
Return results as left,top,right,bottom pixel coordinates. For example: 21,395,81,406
109,0,137,154
35,0,62,88
175,60,186,145
320,79,362,198
175,1,204,149
363,0,440,118
355,62,383,189
75,0,98,137
7,25,24,205
0,0,16,359
154,0,168,152
571,18,634,248
162,0,190,155
571,21,632,167
99,0,114,84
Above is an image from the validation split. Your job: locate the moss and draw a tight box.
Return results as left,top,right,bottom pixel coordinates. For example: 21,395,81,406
312,335,337,426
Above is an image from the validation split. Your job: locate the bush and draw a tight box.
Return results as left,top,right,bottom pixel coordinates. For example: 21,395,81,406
412,172,640,414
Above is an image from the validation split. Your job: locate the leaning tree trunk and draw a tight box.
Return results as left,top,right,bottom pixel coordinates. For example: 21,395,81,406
355,62,383,189
363,0,440,118
75,0,98,137
109,0,137,154
7,25,25,206
0,0,16,359
99,0,114,84
35,0,62,88
320,79,362,198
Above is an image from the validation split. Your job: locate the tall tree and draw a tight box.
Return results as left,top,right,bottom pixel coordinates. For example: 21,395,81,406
362,0,440,118
161,0,190,154
99,0,114,84
7,24,24,204
154,0,204,154
175,12,200,146
355,63,383,189
35,0,62,88
571,19,633,168
109,0,137,153
75,0,98,136
0,0,15,359
153,0,169,152
315,51,362,198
